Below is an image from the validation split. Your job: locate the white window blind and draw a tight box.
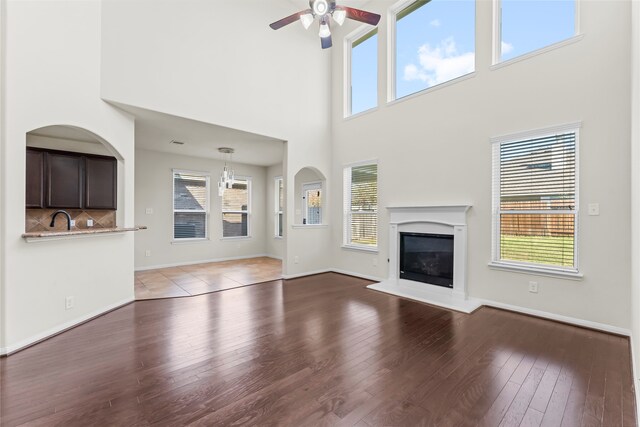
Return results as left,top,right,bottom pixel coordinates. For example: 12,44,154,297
492,129,578,270
222,177,250,238
173,171,209,240
275,177,283,237
344,163,378,247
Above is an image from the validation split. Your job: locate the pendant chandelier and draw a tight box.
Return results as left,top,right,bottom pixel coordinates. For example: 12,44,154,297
217,147,235,196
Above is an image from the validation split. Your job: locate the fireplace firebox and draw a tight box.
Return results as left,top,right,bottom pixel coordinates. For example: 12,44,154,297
399,232,454,288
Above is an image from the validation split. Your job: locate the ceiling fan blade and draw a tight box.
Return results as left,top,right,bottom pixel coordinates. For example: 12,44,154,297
269,10,306,30
321,34,333,49
343,7,381,26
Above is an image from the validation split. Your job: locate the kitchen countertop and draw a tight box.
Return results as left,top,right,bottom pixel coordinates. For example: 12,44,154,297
22,226,147,241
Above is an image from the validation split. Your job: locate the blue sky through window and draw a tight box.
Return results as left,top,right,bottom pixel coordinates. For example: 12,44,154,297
396,0,475,99
501,0,575,61
351,30,378,115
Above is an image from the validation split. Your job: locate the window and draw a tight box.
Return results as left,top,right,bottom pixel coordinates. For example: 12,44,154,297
346,27,378,116
491,125,579,273
275,176,284,237
173,170,209,240
392,0,475,100
222,177,250,238
302,182,322,225
496,0,576,63
344,162,378,248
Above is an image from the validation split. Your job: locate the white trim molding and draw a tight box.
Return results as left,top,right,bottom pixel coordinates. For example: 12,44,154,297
134,253,272,272
0,297,134,356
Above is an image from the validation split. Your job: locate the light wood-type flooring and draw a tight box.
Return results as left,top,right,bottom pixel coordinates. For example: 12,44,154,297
135,256,282,299
0,273,635,426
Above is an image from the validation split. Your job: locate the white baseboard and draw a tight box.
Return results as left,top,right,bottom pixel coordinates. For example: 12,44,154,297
282,269,331,279
477,298,631,336
0,297,134,356
135,253,272,271
630,335,640,426
330,268,384,282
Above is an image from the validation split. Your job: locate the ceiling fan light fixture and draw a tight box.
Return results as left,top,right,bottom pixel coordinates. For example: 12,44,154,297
318,21,331,38
332,9,346,26
300,12,314,29
313,0,329,16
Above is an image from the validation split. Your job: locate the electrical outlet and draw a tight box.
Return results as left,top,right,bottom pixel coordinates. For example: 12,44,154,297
294,256,299,264
145,208,154,214
70,219,76,227
87,219,94,227
588,203,600,216
145,250,151,257
528,281,538,293
65,296,74,310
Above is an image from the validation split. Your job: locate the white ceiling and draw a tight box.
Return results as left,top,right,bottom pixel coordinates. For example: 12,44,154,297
116,104,285,167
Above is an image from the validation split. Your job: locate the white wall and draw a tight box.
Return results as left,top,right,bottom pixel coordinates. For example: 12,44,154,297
0,0,136,354
330,0,632,329
266,163,284,260
135,149,270,269
100,0,333,277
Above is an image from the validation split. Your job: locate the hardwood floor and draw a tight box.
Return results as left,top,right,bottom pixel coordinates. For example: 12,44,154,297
0,273,635,426
135,256,282,300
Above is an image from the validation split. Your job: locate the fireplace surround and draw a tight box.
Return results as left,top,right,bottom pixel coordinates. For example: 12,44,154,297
366,205,481,313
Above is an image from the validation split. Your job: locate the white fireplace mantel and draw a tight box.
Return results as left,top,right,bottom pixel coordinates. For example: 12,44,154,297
367,205,482,313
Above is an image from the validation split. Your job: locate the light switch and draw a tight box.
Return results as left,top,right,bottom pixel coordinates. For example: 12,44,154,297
588,203,600,216
87,219,94,227
145,208,154,214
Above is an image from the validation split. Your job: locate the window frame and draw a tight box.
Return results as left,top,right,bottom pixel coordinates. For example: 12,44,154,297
221,175,251,239
387,0,477,103
343,159,379,252
344,25,379,118
275,176,284,238
489,122,582,279
172,169,210,242
492,0,582,67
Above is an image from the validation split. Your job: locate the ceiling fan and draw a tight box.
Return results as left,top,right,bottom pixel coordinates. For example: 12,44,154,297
269,0,381,49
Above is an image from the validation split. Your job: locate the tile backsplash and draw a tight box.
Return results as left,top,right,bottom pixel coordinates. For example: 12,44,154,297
26,209,116,232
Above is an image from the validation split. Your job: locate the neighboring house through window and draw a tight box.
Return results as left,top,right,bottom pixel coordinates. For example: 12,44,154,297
343,162,378,248
173,170,209,240
222,177,250,238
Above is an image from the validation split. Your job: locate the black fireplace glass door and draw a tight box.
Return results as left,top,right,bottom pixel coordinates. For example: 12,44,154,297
399,232,454,288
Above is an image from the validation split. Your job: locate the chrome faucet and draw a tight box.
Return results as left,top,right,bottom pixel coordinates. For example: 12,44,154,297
50,210,72,231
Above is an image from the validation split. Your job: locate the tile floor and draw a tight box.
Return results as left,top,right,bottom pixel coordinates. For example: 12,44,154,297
134,256,282,300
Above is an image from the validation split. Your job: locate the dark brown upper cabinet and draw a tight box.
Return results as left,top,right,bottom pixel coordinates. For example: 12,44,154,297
84,156,117,209
46,151,83,209
26,149,45,208
26,148,117,210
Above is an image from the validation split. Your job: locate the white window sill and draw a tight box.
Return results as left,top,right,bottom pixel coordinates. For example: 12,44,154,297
291,224,329,229
387,72,476,107
490,34,584,71
488,261,583,281
274,236,283,240
171,238,209,245
220,236,252,240
343,106,379,121
342,244,379,253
